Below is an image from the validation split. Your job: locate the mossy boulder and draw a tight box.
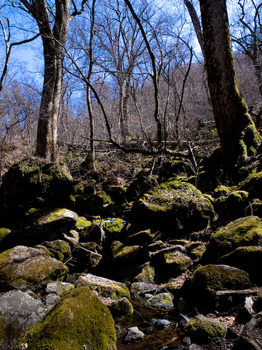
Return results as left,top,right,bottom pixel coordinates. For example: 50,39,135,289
151,248,192,282
74,216,92,241
220,246,262,284
109,241,149,281
133,262,155,283
72,243,103,272
184,314,227,344
0,246,68,291
214,190,249,220
0,160,75,224
105,297,133,319
39,240,72,262
0,209,78,252
147,292,174,309
126,173,159,201
204,216,262,262
0,228,11,243
130,180,215,234
188,264,252,310
76,190,114,217
239,171,262,199
186,242,206,262
18,287,117,350
76,273,130,300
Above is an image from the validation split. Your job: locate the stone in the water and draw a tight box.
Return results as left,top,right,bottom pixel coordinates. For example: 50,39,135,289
147,292,174,309
123,326,145,343
151,318,172,329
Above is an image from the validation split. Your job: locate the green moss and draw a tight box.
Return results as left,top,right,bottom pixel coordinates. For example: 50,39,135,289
134,263,155,282
19,287,116,350
239,171,262,200
191,264,251,293
187,242,206,261
214,185,231,198
184,315,226,343
213,216,262,252
131,180,215,233
220,246,262,284
0,228,11,243
147,292,174,309
103,218,128,236
75,217,92,230
0,246,68,290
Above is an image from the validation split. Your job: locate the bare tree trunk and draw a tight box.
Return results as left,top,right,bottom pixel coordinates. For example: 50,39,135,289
199,0,261,170
36,44,65,161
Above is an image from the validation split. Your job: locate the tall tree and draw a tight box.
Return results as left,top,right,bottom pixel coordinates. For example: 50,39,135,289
199,0,261,170
10,0,87,161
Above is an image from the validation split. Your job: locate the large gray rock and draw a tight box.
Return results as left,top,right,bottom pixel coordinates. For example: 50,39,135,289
0,246,68,290
0,290,46,350
76,273,130,299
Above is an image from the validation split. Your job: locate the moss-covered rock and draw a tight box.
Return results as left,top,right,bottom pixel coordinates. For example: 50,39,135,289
0,246,68,291
205,216,262,261
72,243,102,272
0,209,78,252
220,246,262,284
188,264,252,310
105,297,133,320
18,287,117,350
239,170,262,199
39,240,72,262
146,292,174,309
103,218,129,242
74,216,92,241
0,160,75,224
76,273,130,300
46,281,75,296
76,190,114,217
214,190,249,221
184,314,227,344
0,228,11,243
133,262,155,283
151,248,192,282
186,242,206,261
130,180,215,234
109,241,149,281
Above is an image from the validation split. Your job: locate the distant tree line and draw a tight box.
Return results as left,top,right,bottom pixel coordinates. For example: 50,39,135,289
0,0,261,172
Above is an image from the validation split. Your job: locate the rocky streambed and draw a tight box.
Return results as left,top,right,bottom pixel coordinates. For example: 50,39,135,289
0,159,262,349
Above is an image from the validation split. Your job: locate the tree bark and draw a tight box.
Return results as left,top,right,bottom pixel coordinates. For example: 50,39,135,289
199,0,261,169
33,0,70,161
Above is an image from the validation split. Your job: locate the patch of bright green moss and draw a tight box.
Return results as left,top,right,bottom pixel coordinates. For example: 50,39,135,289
184,315,226,343
191,264,251,293
213,216,262,251
19,287,116,350
0,228,11,243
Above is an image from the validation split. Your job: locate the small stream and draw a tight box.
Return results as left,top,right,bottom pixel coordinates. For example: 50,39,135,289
116,296,182,350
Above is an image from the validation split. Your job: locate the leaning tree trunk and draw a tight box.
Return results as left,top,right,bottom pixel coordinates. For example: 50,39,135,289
199,0,261,169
